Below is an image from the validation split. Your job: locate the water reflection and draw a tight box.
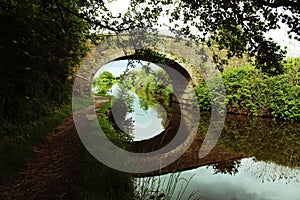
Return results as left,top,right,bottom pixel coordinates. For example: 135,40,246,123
197,112,300,168
136,114,300,199
93,60,300,198
138,158,300,200
220,114,300,168
110,85,135,141
112,88,169,141
190,158,300,200
102,60,173,141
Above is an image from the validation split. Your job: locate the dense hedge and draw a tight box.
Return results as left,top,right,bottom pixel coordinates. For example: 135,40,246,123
195,59,300,120
0,0,89,135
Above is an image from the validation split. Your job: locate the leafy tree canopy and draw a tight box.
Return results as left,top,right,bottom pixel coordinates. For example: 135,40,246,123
2,0,299,133
93,71,116,95
77,0,300,75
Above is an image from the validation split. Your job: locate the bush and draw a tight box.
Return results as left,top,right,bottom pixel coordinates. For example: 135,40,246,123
0,0,89,136
195,60,300,120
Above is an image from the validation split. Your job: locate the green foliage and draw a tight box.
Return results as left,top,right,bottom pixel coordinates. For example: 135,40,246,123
195,77,226,112
82,0,300,75
110,86,135,138
133,49,179,67
76,152,134,200
118,63,173,111
166,0,296,75
93,71,117,96
195,59,300,120
0,0,89,135
197,111,300,169
210,159,241,176
98,101,133,144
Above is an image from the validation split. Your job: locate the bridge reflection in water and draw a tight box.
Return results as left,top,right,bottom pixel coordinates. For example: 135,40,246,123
132,114,300,176
133,113,300,199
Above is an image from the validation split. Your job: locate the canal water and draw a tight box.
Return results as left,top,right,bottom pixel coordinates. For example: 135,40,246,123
136,157,300,200
94,60,300,199
110,87,168,141
107,82,300,199
135,114,300,200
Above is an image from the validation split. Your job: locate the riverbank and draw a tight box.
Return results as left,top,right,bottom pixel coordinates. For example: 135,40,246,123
74,102,135,199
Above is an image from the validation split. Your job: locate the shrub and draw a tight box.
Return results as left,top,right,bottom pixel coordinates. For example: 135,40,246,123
195,59,300,120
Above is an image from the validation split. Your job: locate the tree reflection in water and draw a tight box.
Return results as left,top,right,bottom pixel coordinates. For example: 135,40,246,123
210,159,241,176
111,84,135,142
109,62,173,141
200,113,300,183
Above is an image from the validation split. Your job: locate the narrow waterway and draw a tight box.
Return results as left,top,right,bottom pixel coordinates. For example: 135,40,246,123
136,114,300,199
108,84,172,142
136,157,300,200
106,80,300,199
92,59,300,199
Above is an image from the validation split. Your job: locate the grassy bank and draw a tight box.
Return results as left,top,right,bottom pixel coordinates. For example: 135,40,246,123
195,58,300,120
75,102,135,200
0,104,71,183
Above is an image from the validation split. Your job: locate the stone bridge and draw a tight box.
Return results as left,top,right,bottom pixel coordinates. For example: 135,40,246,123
73,34,220,95
72,33,241,174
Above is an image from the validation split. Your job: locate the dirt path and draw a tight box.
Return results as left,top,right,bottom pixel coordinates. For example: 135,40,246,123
0,115,84,200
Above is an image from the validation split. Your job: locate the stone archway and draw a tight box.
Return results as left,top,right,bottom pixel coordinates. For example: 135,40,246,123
73,34,213,96
84,40,202,150
72,33,231,174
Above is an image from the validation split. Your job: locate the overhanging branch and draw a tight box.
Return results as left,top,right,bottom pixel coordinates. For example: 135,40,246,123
258,0,300,8
56,2,131,33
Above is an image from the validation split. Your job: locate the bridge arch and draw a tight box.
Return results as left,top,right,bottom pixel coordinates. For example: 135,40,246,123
105,49,200,152
113,50,192,83
74,34,212,96
72,33,226,173
78,37,202,151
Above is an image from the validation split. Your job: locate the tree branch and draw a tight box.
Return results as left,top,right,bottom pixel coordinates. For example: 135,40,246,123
54,0,66,26
56,2,131,33
258,1,300,8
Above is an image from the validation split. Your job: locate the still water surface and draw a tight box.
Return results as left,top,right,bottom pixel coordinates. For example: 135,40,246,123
136,114,300,199
109,84,170,141
95,60,300,199
138,158,300,200
124,92,167,141
108,82,300,199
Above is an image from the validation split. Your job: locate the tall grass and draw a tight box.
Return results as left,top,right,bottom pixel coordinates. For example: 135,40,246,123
134,172,201,200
